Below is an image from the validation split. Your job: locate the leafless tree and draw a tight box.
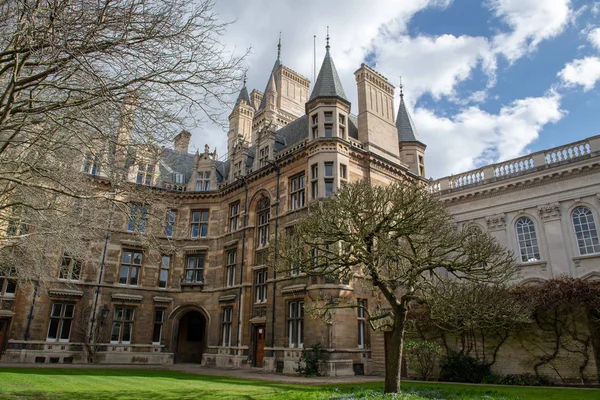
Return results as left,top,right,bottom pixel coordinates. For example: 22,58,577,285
272,180,518,393
0,0,246,283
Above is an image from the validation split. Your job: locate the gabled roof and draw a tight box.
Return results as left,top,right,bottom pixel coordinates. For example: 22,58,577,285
158,147,195,183
309,48,348,104
396,94,422,144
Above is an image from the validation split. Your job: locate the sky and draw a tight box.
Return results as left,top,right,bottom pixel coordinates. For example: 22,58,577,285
189,0,600,179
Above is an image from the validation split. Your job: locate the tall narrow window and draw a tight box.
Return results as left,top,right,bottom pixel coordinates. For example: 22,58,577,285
257,197,270,247
290,174,306,211
259,146,269,167
58,254,82,281
229,202,240,232
311,164,319,200
255,270,268,303
152,309,165,344
47,303,75,342
515,217,540,262
6,206,28,236
225,250,236,287
119,250,142,286
110,307,135,344
572,207,600,255
190,210,209,238
324,162,335,197
357,299,367,349
339,114,346,139
287,300,304,348
196,172,211,191
185,255,205,283
82,153,99,175
165,210,176,238
0,267,16,297
221,307,233,346
340,164,348,181
136,164,154,185
158,255,170,289
127,204,148,233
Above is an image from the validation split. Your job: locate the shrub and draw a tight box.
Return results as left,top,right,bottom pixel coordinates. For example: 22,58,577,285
404,339,443,380
499,373,550,386
439,351,491,383
296,342,325,376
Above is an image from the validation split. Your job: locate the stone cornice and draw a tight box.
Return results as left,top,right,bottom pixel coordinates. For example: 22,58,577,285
47,289,84,299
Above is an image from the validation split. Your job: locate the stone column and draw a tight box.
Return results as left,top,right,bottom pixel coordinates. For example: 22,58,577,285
537,203,570,277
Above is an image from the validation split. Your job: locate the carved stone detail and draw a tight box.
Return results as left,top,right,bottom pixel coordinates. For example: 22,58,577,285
485,213,506,230
537,202,561,221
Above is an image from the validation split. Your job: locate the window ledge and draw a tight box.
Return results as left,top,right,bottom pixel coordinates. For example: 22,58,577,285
181,281,204,287
518,260,547,268
573,253,600,261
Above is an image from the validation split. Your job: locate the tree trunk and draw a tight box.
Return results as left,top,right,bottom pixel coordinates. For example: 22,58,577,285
587,308,600,384
384,309,408,393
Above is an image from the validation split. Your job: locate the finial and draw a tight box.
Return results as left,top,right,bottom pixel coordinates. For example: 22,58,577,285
326,26,330,51
399,76,404,98
277,32,282,60
243,71,247,87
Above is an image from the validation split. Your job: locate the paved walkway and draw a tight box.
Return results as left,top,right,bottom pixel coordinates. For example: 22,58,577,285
0,362,383,385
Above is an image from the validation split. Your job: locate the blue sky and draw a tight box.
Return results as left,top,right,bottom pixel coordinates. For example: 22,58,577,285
194,0,600,179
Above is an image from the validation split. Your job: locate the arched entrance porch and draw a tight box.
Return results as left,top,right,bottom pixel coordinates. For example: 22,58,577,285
173,310,207,363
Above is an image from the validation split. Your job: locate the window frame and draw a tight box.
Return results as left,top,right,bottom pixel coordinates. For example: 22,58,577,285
136,163,154,185
158,255,170,289
515,217,541,263
255,269,268,303
152,308,165,345
225,250,237,287
572,206,600,255
221,307,233,347
0,267,16,297
190,210,209,238
127,204,148,233
290,173,306,211
82,153,99,175
229,202,240,232
58,254,82,281
46,302,75,343
311,164,319,200
196,171,211,191
119,250,143,286
165,210,176,238
357,299,367,349
110,306,135,344
185,254,205,283
287,300,304,348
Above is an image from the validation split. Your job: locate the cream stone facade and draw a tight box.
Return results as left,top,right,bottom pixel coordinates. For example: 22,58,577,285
0,38,598,382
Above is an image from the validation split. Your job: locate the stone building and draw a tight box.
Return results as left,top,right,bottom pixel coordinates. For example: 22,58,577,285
0,37,599,381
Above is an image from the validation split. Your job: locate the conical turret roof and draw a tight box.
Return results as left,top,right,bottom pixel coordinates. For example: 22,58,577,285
309,47,348,104
396,91,421,143
236,83,252,107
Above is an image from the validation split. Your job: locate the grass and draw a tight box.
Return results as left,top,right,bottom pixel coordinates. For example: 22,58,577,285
0,368,598,400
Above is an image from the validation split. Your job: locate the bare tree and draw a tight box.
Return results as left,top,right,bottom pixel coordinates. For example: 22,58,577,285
0,0,246,283
272,180,518,393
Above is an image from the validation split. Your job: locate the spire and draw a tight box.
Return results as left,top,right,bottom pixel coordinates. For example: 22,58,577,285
308,29,349,104
396,82,421,143
235,72,252,107
258,38,282,111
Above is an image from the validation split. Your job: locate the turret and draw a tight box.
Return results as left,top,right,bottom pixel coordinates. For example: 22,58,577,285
396,83,426,177
228,76,255,158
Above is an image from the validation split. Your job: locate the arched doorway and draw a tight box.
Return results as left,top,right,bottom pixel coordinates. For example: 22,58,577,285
175,311,206,363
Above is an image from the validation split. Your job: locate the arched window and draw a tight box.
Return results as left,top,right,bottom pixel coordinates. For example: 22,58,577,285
256,196,270,248
572,207,600,255
515,217,540,262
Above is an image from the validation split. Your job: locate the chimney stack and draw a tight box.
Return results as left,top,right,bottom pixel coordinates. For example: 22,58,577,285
174,130,191,153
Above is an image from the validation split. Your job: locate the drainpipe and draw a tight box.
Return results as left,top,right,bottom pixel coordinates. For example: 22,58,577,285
23,281,39,341
236,177,249,353
89,193,116,342
269,161,281,356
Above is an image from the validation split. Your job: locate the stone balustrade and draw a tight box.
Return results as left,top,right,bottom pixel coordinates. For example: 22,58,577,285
430,135,600,194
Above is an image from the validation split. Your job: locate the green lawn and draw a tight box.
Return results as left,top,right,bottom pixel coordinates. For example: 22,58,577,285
0,368,598,400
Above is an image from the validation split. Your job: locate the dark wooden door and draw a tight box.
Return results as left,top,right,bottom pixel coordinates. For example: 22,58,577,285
0,319,8,355
254,325,266,367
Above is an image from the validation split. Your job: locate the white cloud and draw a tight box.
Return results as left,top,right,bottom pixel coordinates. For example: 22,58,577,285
369,34,494,102
558,56,600,91
415,91,564,178
588,27,600,50
489,0,572,61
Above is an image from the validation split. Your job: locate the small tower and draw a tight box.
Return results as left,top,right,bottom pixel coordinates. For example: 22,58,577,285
227,75,255,158
305,30,351,200
354,63,399,162
396,82,426,177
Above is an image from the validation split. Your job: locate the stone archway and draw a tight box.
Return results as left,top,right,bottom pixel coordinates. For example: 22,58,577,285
174,311,207,363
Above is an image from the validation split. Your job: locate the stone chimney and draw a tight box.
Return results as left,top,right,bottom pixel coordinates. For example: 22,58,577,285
174,130,191,153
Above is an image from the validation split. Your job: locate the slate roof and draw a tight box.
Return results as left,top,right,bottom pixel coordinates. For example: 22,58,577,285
309,49,349,103
236,85,252,107
158,147,195,183
396,94,422,144
258,58,281,111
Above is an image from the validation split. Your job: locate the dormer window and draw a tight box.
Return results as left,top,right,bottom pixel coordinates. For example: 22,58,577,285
196,172,211,191
136,164,154,185
173,173,185,184
259,146,269,168
82,153,99,175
